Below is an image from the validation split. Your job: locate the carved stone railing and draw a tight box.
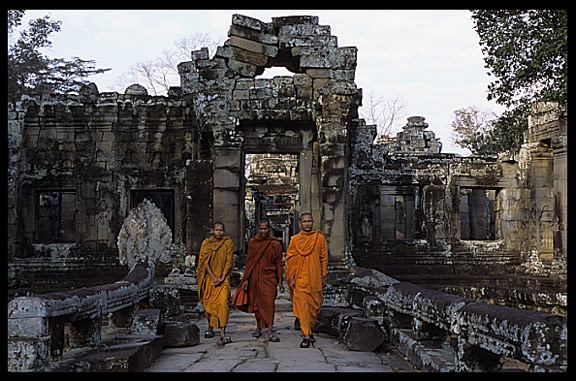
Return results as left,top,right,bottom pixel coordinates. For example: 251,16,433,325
8,262,155,371
383,282,567,372
8,199,172,372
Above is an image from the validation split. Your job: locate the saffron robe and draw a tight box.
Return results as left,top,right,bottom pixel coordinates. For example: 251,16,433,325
238,235,283,328
285,230,328,336
197,235,234,328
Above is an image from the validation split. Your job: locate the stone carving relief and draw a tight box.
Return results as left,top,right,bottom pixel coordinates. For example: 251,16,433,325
117,198,172,270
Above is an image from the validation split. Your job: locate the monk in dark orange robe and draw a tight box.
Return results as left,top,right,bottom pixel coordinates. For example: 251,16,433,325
238,219,284,341
286,213,328,348
197,222,234,346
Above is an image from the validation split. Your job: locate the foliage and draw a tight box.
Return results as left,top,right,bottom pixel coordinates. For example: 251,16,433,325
463,10,567,155
450,106,496,153
461,107,528,156
8,11,110,101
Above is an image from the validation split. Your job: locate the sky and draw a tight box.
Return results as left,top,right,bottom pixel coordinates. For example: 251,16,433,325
14,9,506,156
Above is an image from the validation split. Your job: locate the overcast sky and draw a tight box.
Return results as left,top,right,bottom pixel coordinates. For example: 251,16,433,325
16,9,506,155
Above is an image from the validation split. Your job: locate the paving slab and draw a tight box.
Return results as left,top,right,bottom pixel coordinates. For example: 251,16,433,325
144,308,417,372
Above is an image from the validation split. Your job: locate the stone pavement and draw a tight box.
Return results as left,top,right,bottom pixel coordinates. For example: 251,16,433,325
143,293,417,373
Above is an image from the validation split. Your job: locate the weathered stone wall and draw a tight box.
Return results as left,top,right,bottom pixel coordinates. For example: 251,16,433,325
347,106,567,313
8,85,200,288
8,13,361,288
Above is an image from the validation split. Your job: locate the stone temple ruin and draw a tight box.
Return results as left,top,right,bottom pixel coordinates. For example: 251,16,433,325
7,14,567,371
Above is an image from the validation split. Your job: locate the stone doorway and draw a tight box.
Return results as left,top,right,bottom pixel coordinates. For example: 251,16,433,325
236,120,321,264
244,153,300,254
180,14,359,268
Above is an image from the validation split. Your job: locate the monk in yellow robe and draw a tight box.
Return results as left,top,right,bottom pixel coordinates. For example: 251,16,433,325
197,222,234,346
238,219,284,341
286,213,328,348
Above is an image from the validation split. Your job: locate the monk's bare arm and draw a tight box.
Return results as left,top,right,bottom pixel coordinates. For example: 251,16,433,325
206,263,220,285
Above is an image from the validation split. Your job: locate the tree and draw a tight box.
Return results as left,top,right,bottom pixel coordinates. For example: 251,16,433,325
360,92,406,142
8,11,110,101
465,9,567,154
8,10,25,32
450,106,496,153
114,33,222,95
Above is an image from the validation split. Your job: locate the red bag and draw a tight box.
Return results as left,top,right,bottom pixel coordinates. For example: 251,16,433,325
232,287,248,311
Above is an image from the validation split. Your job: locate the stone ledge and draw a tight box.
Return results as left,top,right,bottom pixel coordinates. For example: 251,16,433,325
51,335,163,372
390,327,457,372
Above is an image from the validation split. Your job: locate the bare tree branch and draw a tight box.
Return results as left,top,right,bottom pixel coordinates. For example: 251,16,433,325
360,92,406,139
113,33,223,95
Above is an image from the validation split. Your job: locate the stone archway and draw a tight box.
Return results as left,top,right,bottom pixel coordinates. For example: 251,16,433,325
179,14,360,268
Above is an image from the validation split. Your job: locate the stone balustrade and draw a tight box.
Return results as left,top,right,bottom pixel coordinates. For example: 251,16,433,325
382,281,567,372
8,199,173,372
8,261,155,371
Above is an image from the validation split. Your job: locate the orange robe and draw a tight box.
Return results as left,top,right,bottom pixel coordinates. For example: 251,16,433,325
238,235,283,328
197,236,234,328
285,230,328,336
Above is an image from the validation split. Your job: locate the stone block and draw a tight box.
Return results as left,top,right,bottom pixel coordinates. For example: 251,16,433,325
306,68,331,79
8,316,49,337
231,47,268,67
51,335,164,372
131,309,161,336
8,336,51,372
232,13,268,32
162,321,200,347
343,317,387,352
293,73,312,87
314,307,363,337
229,36,278,58
149,285,184,319
229,24,278,45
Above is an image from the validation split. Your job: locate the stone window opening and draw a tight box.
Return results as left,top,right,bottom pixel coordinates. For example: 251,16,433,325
35,190,76,243
380,186,416,241
459,188,499,240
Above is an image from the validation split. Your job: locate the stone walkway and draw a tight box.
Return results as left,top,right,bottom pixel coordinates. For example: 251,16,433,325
143,304,417,372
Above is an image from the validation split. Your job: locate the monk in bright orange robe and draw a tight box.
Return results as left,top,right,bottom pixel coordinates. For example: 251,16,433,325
197,222,234,345
238,219,284,341
286,213,328,348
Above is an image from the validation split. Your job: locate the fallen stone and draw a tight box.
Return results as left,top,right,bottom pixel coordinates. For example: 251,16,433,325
343,317,387,352
162,321,200,347
314,307,364,338
52,335,163,372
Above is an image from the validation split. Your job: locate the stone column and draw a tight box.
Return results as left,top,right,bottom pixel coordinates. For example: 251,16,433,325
212,147,244,255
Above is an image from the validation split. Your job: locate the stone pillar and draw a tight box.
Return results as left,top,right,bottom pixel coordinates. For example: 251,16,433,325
7,319,51,371
553,144,567,263
299,143,321,223
213,147,244,255
185,159,213,257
